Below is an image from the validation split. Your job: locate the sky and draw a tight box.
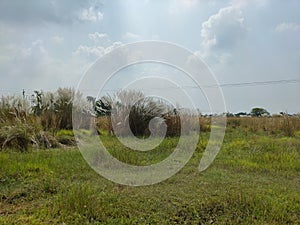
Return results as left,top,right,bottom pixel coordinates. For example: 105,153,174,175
0,0,299,113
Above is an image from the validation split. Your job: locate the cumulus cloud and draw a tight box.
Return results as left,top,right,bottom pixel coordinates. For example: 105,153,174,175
275,22,300,33
88,32,110,44
122,32,141,42
199,5,247,62
73,45,105,58
74,33,124,59
78,7,103,22
73,41,123,59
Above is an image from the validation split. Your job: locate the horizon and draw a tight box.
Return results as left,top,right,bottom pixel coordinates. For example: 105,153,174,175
1,87,299,115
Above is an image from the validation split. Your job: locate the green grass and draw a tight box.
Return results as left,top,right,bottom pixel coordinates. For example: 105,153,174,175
0,129,299,224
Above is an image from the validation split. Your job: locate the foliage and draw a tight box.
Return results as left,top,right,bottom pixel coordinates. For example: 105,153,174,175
250,107,270,117
94,96,112,116
32,90,44,116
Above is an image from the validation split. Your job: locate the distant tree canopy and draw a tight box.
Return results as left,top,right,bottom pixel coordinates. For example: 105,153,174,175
250,107,270,117
235,112,249,117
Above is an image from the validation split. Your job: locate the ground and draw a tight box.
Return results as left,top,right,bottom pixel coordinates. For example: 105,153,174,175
0,128,299,224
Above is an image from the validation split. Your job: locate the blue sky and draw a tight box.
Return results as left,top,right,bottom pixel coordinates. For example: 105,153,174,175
0,0,299,113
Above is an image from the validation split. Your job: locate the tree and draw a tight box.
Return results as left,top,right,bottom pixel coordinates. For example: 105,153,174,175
250,107,270,117
95,96,112,116
32,90,43,116
235,112,249,117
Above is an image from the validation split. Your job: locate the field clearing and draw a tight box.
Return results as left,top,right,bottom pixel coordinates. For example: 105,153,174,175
0,128,299,224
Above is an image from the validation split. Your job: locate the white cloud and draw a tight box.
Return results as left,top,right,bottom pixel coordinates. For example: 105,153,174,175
79,7,103,22
50,35,64,44
73,42,123,59
104,42,123,53
74,32,123,59
275,22,300,33
88,32,110,46
122,32,141,42
200,5,247,62
88,32,108,42
73,45,105,58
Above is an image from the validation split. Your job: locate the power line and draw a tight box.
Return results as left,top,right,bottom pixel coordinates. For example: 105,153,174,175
102,78,300,91
0,78,299,94
203,78,300,88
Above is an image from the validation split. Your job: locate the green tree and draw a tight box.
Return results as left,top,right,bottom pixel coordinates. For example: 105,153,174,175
95,96,112,116
250,107,270,117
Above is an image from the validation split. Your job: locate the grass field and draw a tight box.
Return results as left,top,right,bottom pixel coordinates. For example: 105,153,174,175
0,127,300,224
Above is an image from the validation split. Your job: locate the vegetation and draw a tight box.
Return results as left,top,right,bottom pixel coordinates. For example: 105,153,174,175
0,88,78,151
0,89,300,224
0,125,299,224
250,107,270,117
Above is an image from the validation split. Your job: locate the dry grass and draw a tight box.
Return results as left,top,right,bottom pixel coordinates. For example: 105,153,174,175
95,115,210,137
1,90,299,151
226,116,300,136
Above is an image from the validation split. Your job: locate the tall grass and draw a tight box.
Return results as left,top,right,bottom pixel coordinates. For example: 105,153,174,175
1,88,299,151
0,89,81,151
226,116,300,137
